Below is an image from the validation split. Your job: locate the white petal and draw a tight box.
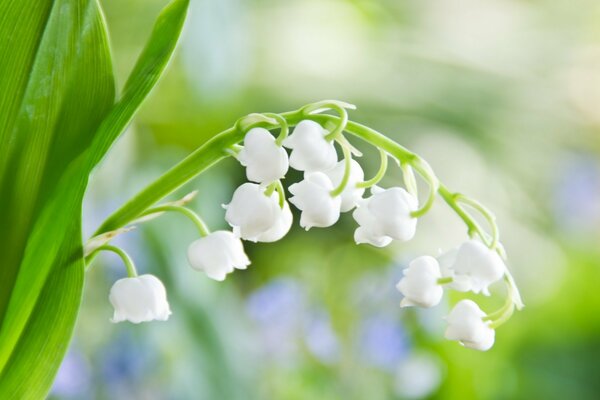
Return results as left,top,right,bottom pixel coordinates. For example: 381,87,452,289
451,240,505,295
289,172,341,229
109,274,171,323
256,201,293,242
283,120,337,172
225,183,281,241
238,128,289,183
396,256,443,308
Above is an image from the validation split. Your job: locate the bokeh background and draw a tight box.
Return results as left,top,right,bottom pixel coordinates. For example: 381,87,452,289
50,0,600,399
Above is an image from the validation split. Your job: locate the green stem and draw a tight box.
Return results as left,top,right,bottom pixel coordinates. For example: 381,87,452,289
274,180,286,208
264,113,289,146
437,277,453,285
330,139,352,197
401,162,418,197
356,149,388,189
91,245,138,277
488,304,515,329
140,204,210,237
454,194,499,249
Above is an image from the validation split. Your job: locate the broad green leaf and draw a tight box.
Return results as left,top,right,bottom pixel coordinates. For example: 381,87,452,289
0,0,190,397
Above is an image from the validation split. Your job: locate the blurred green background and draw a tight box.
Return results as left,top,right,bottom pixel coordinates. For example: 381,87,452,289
50,0,600,399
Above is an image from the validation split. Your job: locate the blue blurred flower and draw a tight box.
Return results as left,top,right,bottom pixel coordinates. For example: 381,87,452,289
304,310,340,365
553,155,600,234
246,278,307,357
101,332,154,387
358,316,410,372
51,348,91,398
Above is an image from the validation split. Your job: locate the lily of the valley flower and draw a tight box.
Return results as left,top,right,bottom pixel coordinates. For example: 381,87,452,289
352,186,418,247
448,240,505,295
289,172,341,229
396,256,444,308
325,159,365,212
224,183,289,242
238,127,289,183
444,299,495,351
109,274,172,323
187,231,251,281
283,120,337,172
437,249,472,292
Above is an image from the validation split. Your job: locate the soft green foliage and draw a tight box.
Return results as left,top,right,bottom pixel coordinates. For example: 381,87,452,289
0,0,189,397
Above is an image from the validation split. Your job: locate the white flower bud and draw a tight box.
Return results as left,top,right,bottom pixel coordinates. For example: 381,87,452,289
256,201,293,242
324,159,365,212
444,300,495,351
450,240,505,295
224,183,282,241
283,120,337,172
187,231,251,281
237,128,289,183
288,172,341,229
352,186,418,247
109,274,171,324
396,256,444,308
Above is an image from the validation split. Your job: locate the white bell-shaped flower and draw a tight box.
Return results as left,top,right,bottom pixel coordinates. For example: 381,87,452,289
283,120,337,172
437,248,472,292
450,240,505,295
224,183,282,241
187,231,251,281
256,201,293,242
288,172,341,229
396,256,444,308
109,274,172,323
237,128,289,183
325,159,365,212
352,186,418,247
444,300,495,351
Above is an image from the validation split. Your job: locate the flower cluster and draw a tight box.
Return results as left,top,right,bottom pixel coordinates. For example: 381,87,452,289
88,100,521,352
396,240,509,351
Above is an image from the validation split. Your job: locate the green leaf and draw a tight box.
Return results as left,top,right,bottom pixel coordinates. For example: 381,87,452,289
0,0,190,397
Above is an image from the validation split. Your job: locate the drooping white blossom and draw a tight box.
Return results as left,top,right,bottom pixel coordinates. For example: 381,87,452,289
187,231,251,281
109,274,172,323
288,172,341,229
448,240,505,295
237,128,289,183
255,200,293,242
283,120,337,172
324,159,365,212
352,186,418,247
437,248,472,292
444,299,495,351
224,183,284,241
396,256,444,308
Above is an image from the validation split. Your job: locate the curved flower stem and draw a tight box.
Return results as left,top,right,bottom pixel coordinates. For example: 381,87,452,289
356,149,388,189
302,100,354,141
330,139,352,197
90,245,138,277
454,194,499,250
488,305,515,329
400,162,418,197
437,277,453,285
264,113,289,146
274,180,286,208
140,204,210,237
264,180,286,208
